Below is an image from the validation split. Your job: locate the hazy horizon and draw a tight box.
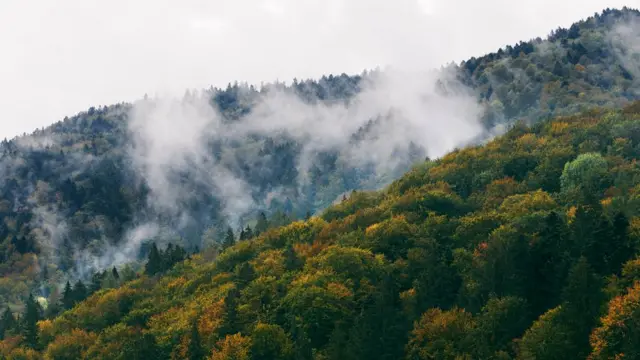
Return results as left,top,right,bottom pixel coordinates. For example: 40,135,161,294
0,0,633,138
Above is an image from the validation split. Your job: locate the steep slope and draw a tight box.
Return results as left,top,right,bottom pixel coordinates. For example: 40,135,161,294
3,101,639,359
0,7,638,310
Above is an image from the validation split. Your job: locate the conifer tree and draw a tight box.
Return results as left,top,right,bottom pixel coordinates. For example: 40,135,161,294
255,212,269,235
0,307,16,340
21,294,41,349
222,228,235,250
221,287,240,337
72,280,87,304
187,320,205,360
145,243,163,276
61,281,74,310
112,266,120,281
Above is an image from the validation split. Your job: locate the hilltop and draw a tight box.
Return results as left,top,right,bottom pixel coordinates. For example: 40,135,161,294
4,99,639,359
0,6,637,320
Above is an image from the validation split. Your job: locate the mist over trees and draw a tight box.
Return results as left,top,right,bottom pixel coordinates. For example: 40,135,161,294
0,6,638,359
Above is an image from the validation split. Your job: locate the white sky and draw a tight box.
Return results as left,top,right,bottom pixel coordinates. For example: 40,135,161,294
0,0,634,138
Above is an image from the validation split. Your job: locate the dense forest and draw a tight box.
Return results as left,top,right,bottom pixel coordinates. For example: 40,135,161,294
0,6,638,359
3,99,640,359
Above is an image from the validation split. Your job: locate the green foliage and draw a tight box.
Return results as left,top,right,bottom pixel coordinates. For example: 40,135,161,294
1,8,640,359
560,152,609,202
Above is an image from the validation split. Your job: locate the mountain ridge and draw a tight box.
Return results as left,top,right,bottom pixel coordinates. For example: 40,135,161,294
0,5,637,315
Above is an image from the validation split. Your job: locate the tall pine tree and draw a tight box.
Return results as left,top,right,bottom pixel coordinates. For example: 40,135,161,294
0,307,16,340
222,228,235,250
145,243,163,276
187,320,205,360
21,294,41,349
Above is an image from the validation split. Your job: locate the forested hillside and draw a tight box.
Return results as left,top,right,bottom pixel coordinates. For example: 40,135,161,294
0,6,637,347
3,100,640,359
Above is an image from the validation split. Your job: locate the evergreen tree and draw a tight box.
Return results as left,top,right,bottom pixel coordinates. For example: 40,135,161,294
222,228,235,250
187,320,205,360
242,226,253,240
0,307,16,340
236,263,256,286
255,212,269,235
164,243,175,270
120,264,137,282
284,244,302,271
112,266,120,281
21,294,41,349
530,211,570,313
168,244,187,266
290,315,312,360
72,280,88,304
220,287,240,337
61,281,74,310
607,212,632,275
560,257,603,358
101,272,118,289
145,243,163,276
89,271,105,293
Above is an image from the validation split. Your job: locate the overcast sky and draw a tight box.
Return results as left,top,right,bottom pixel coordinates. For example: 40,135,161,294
0,0,634,139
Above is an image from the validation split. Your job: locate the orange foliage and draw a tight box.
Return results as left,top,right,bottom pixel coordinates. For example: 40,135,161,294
209,333,251,360
44,328,96,360
590,282,640,359
251,249,285,277
199,299,226,348
482,177,524,208
0,336,24,357
7,347,40,360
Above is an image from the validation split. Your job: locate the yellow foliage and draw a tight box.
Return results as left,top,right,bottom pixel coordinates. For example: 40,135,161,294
567,206,577,223
498,190,556,217
516,133,538,150
251,249,285,277
289,270,334,288
482,177,524,208
7,347,41,360
37,320,55,346
365,222,381,236
550,122,570,135
167,276,188,290
292,243,313,259
326,282,353,299
196,299,225,349
147,306,197,347
44,329,96,360
210,333,251,360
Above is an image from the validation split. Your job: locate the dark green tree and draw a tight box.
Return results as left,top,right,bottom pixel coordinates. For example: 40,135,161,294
21,294,41,349
236,263,256,286
145,243,163,276
530,211,570,313
255,212,269,235
284,244,302,271
220,287,240,337
112,266,120,281
61,281,74,310
72,280,88,304
560,256,603,358
0,307,16,340
90,271,105,293
187,320,205,360
222,227,235,250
